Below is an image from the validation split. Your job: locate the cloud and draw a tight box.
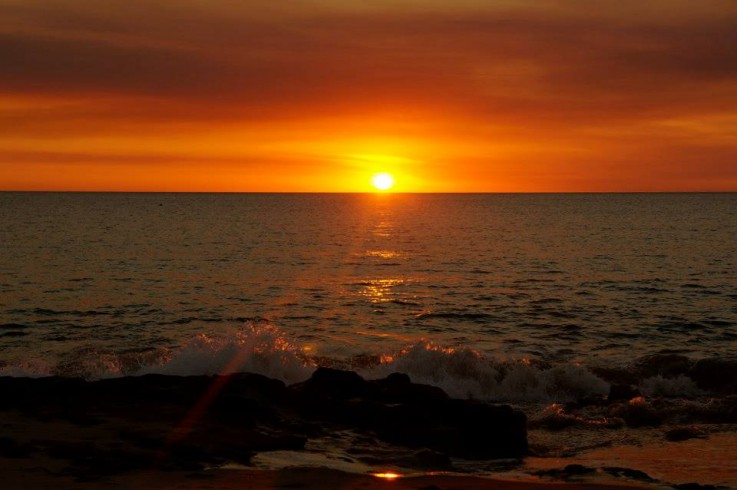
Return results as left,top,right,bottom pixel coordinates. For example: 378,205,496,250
2,2,735,121
1,0,736,190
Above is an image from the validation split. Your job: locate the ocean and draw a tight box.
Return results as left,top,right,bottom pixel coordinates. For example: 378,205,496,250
1,192,736,485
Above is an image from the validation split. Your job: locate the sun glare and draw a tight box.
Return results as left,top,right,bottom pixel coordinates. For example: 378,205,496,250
372,172,395,191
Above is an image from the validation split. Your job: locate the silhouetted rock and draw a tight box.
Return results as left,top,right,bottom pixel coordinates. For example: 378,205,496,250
535,464,596,478
635,354,693,379
690,359,737,394
0,368,529,471
290,367,374,400
371,372,449,404
288,368,527,459
674,483,717,490
589,366,638,386
374,398,527,459
608,384,641,402
0,437,30,458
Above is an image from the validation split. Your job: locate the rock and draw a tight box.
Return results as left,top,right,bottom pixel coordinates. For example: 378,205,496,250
1,369,529,468
371,373,449,404
674,484,717,490
635,354,693,379
410,449,453,470
289,369,527,459
603,466,656,482
611,397,662,427
589,366,638,386
665,427,705,442
689,359,737,394
290,367,375,400
608,384,641,402
562,464,596,476
219,373,288,404
0,437,30,458
375,399,527,459
535,464,596,478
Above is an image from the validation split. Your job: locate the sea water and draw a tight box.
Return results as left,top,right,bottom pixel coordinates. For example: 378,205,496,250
1,192,736,484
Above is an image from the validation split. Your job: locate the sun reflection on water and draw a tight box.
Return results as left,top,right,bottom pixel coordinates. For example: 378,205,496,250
357,278,405,303
372,472,401,480
364,250,400,259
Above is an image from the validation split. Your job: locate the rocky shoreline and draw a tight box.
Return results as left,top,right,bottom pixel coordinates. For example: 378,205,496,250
0,368,527,481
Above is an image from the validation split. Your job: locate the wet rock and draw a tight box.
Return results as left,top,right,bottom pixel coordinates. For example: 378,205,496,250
608,384,641,402
590,366,638,386
371,372,449,403
290,367,375,400
2,369,528,468
665,427,705,442
611,397,662,427
218,372,288,404
0,437,30,458
674,483,718,490
711,395,737,423
635,354,693,379
529,404,580,430
603,466,657,482
689,359,737,394
410,449,452,469
291,369,527,459
563,464,596,476
374,399,527,459
535,464,596,478
570,393,607,408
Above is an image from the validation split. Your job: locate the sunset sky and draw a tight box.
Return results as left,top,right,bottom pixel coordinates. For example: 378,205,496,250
1,0,736,192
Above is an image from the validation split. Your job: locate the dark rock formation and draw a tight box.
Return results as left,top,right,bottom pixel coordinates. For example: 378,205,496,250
0,368,527,477
608,383,641,402
289,368,526,459
665,426,706,442
689,359,737,394
610,397,662,427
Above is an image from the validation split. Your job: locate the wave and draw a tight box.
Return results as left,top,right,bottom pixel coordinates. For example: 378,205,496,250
1,323,735,402
138,324,314,384
0,324,316,384
363,342,608,402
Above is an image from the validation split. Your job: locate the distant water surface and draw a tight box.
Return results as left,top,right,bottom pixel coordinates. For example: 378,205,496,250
1,192,735,377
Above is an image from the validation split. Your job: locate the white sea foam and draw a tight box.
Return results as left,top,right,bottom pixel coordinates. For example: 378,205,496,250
364,341,610,402
3,324,720,404
136,324,315,384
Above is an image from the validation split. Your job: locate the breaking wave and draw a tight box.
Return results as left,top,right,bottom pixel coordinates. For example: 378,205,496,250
2,323,735,402
364,342,609,402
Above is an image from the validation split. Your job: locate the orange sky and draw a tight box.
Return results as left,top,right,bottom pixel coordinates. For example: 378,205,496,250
1,0,736,192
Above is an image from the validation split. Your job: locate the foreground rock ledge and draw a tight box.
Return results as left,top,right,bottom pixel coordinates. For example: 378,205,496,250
0,368,527,475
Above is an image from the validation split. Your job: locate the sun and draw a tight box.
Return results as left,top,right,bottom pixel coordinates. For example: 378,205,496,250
371,172,395,191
